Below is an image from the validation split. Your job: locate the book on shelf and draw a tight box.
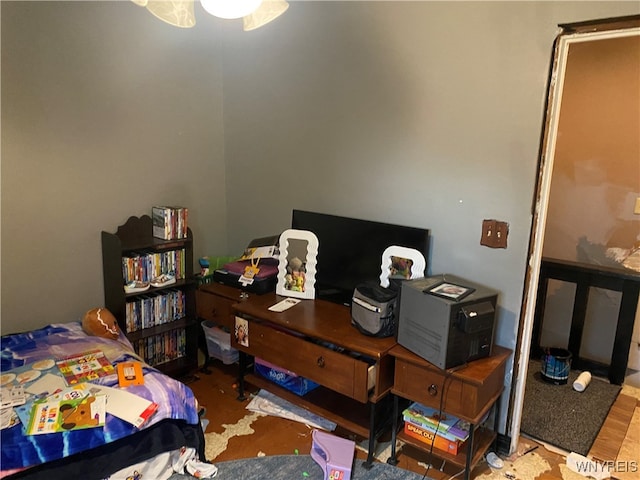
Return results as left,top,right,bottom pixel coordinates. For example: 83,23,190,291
152,206,188,241
125,289,186,333
56,349,116,385
402,412,461,443
132,328,186,367
122,249,186,284
403,420,466,456
402,402,470,441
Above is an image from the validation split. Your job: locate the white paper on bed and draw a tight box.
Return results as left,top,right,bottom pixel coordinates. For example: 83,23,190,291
89,384,158,428
25,373,67,396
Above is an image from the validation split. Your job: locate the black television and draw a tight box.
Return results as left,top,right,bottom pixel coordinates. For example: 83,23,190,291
291,210,430,306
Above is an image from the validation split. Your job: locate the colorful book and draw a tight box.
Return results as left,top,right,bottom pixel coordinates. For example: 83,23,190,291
56,350,116,385
447,417,472,441
403,421,465,455
402,402,462,436
14,384,92,428
26,394,106,435
1,358,61,391
402,413,460,442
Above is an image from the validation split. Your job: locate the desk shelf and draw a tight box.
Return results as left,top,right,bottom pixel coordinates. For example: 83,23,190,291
397,426,496,469
244,373,374,439
388,345,511,480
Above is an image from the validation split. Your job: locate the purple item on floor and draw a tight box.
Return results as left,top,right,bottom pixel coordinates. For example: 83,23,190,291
310,429,355,480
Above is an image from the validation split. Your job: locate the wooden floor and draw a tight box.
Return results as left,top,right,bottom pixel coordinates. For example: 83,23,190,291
186,360,638,480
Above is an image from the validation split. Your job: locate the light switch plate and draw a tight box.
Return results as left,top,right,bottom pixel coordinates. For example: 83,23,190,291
481,219,509,248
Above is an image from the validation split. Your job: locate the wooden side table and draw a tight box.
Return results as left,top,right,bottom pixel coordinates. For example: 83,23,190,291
388,345,511,480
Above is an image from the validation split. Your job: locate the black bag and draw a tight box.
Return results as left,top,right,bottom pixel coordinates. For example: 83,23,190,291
350,282,398,337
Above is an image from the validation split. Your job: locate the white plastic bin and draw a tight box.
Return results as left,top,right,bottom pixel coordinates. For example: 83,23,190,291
201,320,239,365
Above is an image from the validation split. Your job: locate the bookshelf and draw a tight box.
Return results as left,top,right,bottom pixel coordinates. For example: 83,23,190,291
101,215,197,378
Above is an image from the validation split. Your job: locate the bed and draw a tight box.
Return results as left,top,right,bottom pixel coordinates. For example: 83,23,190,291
0,322,204,479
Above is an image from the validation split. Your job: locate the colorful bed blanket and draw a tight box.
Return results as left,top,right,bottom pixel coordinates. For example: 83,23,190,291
1,322,199,473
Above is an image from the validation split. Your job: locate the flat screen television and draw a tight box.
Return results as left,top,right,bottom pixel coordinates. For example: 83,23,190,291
291,210,430,306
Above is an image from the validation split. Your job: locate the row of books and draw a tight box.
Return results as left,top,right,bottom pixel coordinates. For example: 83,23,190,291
402,402,472,455
152,206,189,240
122,248,186,283
125,289,186,332
131,328,187,367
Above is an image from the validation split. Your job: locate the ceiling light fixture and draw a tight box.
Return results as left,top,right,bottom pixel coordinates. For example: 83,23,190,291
132,0,196,28
200,0,262,20
132,0,288,31
243,0,289,31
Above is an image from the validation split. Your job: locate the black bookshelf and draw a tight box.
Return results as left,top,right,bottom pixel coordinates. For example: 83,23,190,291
101,215,197,378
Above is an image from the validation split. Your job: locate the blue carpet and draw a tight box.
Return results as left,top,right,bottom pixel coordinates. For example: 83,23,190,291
169,454,428,479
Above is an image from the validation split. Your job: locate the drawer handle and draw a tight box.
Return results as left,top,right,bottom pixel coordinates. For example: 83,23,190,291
428,384,438,396
317,356,325,368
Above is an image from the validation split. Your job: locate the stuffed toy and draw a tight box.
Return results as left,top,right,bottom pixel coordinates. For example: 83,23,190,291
284,257,306,292
82,307,120,340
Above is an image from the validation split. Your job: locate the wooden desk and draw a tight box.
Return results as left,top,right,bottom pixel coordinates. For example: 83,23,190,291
388,345,511,480
231,291,397,467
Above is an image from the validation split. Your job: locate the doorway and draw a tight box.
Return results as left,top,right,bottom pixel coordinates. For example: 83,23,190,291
508,16,640,454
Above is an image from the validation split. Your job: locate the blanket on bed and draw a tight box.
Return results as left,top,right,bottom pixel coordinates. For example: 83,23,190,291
1,322,199,474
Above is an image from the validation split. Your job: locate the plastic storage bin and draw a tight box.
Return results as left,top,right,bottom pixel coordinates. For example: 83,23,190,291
201,320,239,365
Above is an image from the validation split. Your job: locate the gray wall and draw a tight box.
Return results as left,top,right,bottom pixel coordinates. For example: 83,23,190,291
218,1,639,432
2,1,639,433
1,1,229,332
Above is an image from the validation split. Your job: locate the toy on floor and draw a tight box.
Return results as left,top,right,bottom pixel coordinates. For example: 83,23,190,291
310,429,355,480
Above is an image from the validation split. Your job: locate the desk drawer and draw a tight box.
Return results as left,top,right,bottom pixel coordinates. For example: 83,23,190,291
394,358,504,421
196,289,235,330
236,318,371,403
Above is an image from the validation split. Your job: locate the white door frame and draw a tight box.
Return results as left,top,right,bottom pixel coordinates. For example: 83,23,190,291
508,25,640,454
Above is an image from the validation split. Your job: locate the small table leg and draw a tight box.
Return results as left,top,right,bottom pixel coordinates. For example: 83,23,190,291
387,395,399,466
236,351,247,401
362,402,377,469
463,423,476,480
200,355,212,374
